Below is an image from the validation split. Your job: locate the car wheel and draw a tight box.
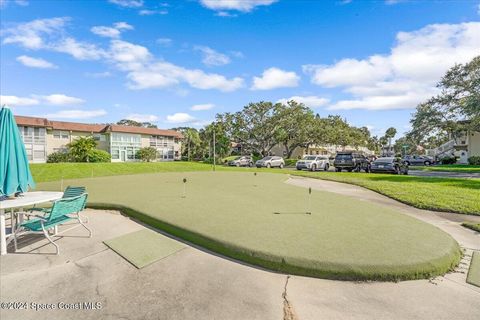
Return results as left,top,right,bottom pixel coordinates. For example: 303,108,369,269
335,167,341,172
324,164,329,171
266,163,271,168
296,167,302,171
424,161,431,166
279,163,284,169
310,164,316,171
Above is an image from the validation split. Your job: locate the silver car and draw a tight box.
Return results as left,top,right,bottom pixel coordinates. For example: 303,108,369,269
255,156,285,168
228,156,253,167
296,155,330,171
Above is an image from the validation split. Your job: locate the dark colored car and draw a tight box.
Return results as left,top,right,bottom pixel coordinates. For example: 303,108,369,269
402,155,434,166
371,157,409,175
333,152,370,172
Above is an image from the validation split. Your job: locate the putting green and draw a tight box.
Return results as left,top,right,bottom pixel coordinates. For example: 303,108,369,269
38,172,461,281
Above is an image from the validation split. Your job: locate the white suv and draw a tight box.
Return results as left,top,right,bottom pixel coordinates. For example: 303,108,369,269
296,155,330,171
255,156,285,168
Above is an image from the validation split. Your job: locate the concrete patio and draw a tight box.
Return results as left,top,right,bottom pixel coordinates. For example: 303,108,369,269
1,205,479,320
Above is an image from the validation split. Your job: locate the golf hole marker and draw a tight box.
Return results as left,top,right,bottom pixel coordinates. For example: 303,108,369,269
307,187,312,215
182,178,187,198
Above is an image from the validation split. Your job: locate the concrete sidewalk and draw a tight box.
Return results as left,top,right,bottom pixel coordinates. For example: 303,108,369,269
1,207,479,320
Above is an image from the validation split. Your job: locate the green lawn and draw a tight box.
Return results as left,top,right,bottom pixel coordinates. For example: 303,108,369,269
37,172,461,281
291,171,480,215
30,162,215,182
462,222,480,233
30,162,480,215
410,165,480,173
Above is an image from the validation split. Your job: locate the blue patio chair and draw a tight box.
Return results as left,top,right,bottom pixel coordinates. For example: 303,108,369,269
13,194,92,255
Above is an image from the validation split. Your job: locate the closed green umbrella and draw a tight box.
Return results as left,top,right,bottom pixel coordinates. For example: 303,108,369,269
0,106,35,197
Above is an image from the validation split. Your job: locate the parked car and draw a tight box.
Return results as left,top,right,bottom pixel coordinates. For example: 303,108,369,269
255,156,285,168
403,155,434,166
296,155,330,171
228,156,254,167
370,157,409,175
333,152,370,172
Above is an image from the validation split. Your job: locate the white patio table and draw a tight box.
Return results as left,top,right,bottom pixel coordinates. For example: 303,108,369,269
0,191,63,255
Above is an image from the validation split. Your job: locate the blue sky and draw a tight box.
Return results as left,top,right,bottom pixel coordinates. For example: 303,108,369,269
1,0,479,138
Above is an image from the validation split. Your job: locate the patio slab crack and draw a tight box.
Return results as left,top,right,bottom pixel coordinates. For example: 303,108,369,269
282,275,299,320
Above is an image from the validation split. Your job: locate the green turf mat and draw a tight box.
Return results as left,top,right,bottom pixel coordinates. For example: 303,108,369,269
467,251,480,287
104,229,186,269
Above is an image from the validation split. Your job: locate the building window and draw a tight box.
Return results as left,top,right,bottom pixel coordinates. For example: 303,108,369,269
93,133,106,141
53,130,69,139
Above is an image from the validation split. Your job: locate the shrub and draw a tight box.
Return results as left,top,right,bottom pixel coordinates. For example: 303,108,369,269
87,149,111,163
284,159,298,167
47,151,71,163
136,147,157,162
440,156,457,165
468,156,480,165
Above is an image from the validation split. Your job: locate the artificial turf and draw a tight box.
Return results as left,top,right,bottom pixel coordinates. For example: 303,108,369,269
104,229,186,269
37,171,461,281
466,251,480,287
30,162,480,215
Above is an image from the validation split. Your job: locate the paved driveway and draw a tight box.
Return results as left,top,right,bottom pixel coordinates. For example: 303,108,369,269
1,179,479,320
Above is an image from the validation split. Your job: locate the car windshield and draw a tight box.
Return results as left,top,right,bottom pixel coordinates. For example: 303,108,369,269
336,154,352,160
262,157,272,160
374,158,394,163
303,156,317,160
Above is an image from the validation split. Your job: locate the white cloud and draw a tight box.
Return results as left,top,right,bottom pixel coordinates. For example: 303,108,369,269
0,95,39,106
191,103,215,111
126,113,159,122
44,109,107,119
16,55,57,69
91,26,121,38
277,96,330,108
114,22,134,30
2,17,69,49
54,37,106,60
108,0,143,8
166,112,195,123
91,22,133,38
126,61,244,91
2,17,107,60
37,94,85,106
139,9,168,15
304,22,480,110
215,11,237,17
303,56,391,87
199,0,277,12
251,67,300,90
157,38,172,47
3,18,245,93
194,46,231,66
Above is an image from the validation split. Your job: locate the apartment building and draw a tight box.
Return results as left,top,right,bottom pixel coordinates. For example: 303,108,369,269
14,115,183,163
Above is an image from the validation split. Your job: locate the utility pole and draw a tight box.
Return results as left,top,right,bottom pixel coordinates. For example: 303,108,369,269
213,126,216,172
